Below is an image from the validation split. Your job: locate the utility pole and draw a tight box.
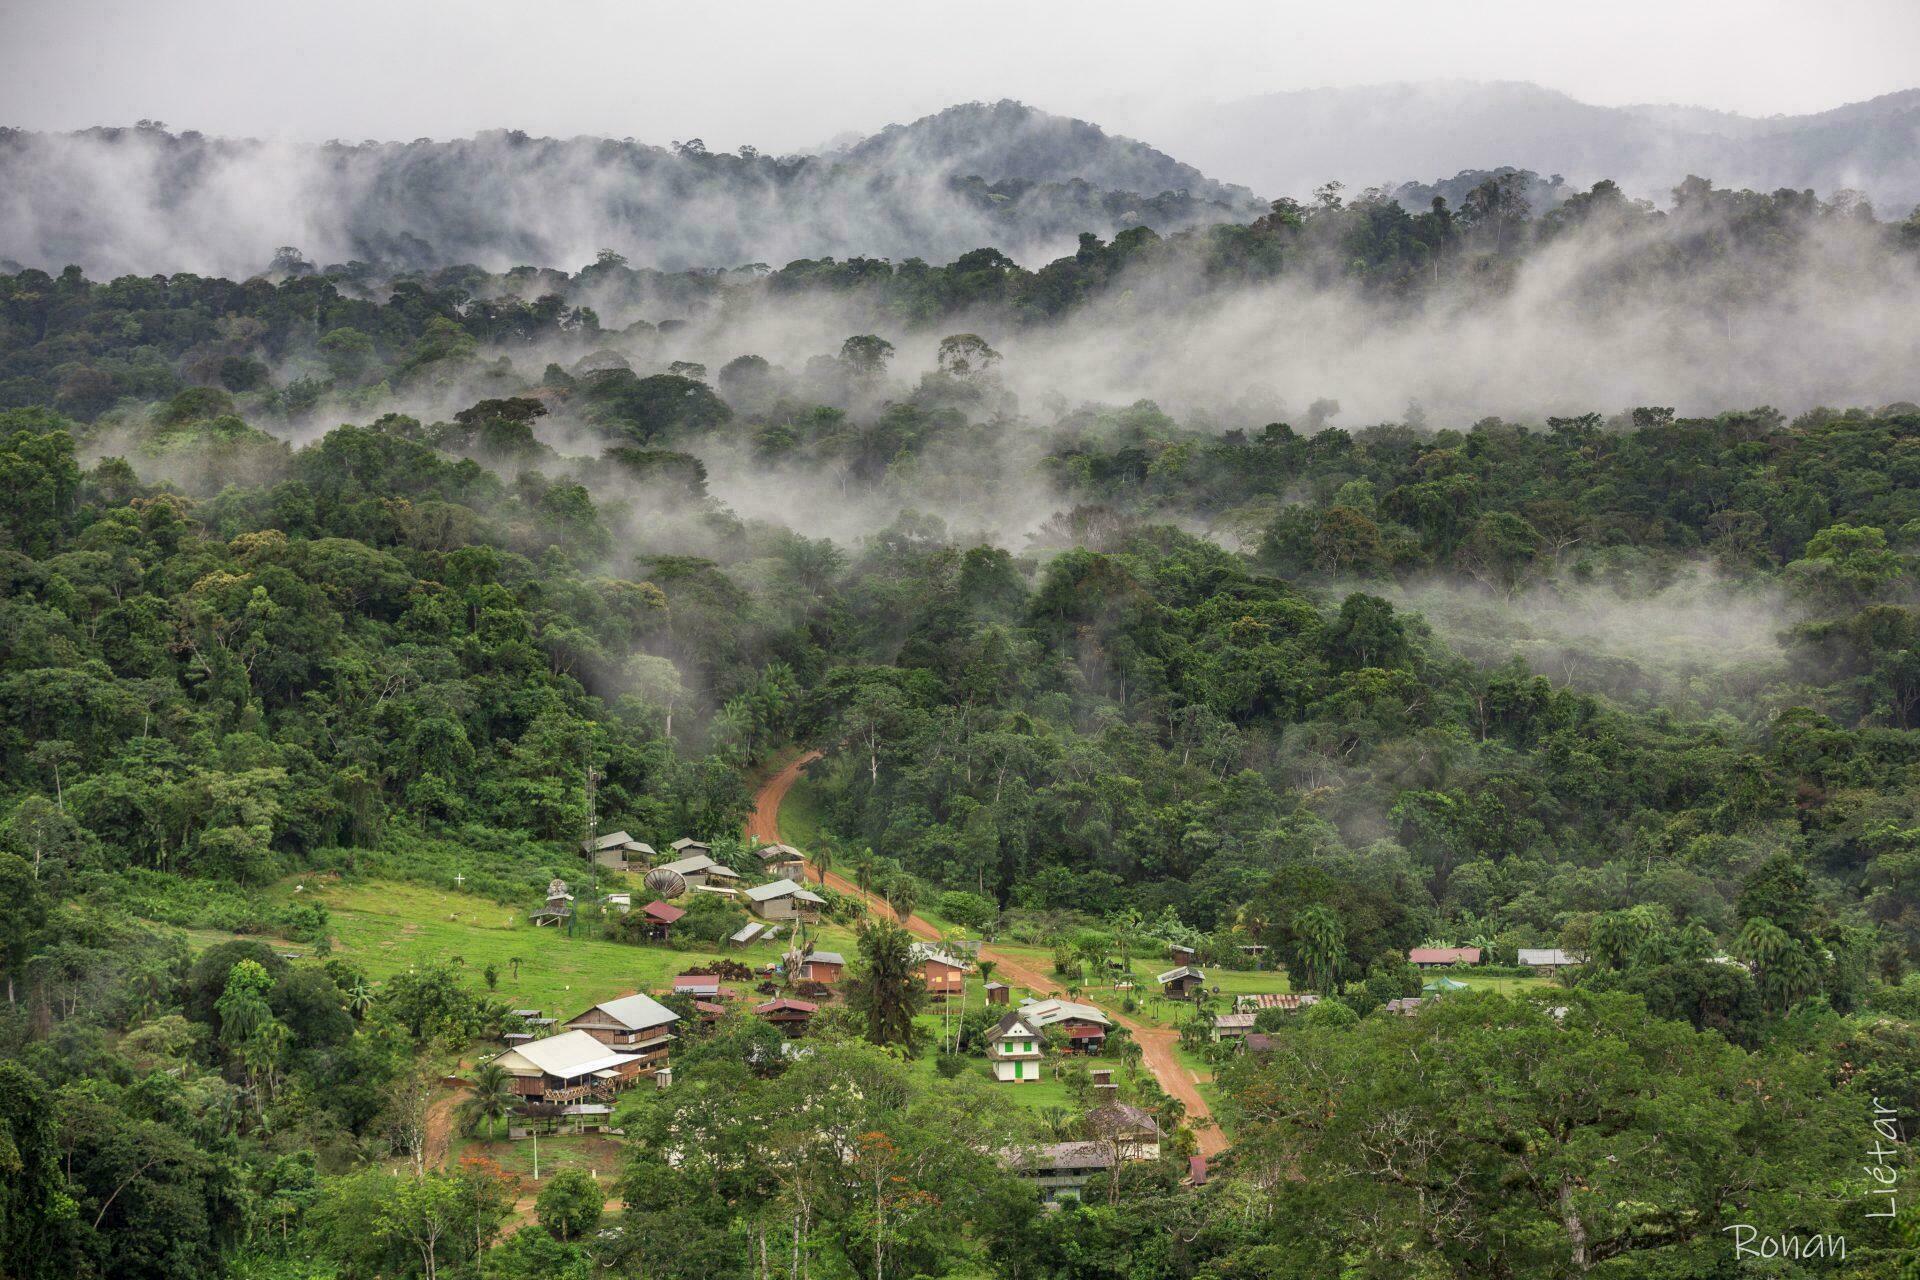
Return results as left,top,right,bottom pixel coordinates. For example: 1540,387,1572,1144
584,756,602,853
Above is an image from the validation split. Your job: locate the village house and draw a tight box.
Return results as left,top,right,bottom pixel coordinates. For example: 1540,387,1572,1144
1158,965,1206,1000
656,853,742,890
670,974,728,1000
562,993,679,1077
1517,947,1582,970
911,942,969,996
492,1028,649,1105
1383,996,1430,1016
1086,1101,1163,1160
1090,1067,1117,1096
1211,1011,1258,1042
1242,1033,1279,1054
745,877,826,921
582,830,656,872
1234,992,1320,1014
1006,1142,1113,1204
754,843,807,878
798,950,845,984
639,899,684,940
984,980,1011,1006
603,891,632,914
670,837,712,858
1168,943,1198,966
1409,946,1482,968
1020,998,1112,1052
754,997,818,1037
986,1010,1044,1082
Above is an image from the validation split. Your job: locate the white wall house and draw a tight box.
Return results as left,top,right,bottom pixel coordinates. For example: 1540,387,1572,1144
987,1010,1044,1082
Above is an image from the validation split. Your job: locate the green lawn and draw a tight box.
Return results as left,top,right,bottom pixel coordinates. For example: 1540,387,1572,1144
180,875,863,1016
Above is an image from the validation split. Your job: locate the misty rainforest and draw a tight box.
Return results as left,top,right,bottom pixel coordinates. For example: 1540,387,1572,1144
8,64,1920,1280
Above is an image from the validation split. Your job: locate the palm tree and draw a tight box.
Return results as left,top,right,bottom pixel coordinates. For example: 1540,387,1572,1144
845,919,928,1052
885,877,917,924
345,979,374,1020
508,956,524,981
812,841,834,887
1293,904,1348,995
461,1063,516,1139
978,958,998,987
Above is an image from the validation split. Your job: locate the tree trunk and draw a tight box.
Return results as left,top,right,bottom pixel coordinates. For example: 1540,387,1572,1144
1560,1179,1589,1271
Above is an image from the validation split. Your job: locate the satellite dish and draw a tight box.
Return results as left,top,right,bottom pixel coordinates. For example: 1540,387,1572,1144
643,867,687,900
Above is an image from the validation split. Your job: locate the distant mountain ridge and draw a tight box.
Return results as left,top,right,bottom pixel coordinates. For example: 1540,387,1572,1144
4,83,1918,280
1113,81,1920,212
831,99,1256,207
0,102,1259,278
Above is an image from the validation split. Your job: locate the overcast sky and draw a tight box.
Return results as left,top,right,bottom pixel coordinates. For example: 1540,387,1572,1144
3,0,1916,151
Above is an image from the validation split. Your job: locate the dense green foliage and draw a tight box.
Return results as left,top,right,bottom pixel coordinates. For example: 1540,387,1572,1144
3,174,1920,1278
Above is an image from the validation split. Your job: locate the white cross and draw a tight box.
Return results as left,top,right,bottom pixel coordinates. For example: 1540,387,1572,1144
454,873,465,888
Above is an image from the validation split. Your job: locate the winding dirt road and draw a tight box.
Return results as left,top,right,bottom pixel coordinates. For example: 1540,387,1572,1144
745,750,1227,1157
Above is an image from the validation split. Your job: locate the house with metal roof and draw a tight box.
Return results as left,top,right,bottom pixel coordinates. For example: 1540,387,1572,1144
744,877,826,921
562,993,678,1075
1409,947,1481,967
1157,965,1206,999
583,830,657,870
909,942,969,995
493,1029,647,1104
657,854,741,889
798,950,845,983
1019,998,1111,1051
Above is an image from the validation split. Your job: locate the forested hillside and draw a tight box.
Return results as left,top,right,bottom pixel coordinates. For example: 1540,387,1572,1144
2,165,1919,1278
0,110,1261,278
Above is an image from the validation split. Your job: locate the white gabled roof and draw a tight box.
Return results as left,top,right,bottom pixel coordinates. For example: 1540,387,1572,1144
1157,966,1205,984
670,837,710,851
1019,998,1112,1028
1517,948,1581,966
730,921,768,944
578,992,680,1032
496,1029,638,1079
744,878,825,904
584,830,634,852
658,855,740,879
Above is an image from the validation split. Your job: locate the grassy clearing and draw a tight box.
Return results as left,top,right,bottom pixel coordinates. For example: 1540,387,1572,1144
179,875,867,1014
450,1132,624,1183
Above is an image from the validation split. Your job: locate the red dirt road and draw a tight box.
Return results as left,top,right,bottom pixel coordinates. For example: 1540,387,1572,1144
745,750,1227,1157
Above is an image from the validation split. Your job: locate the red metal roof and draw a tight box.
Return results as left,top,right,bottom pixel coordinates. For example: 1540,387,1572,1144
754,998,819,1014
1409,947,1480,965
1067,1025,1107,1039
643,900,686,922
